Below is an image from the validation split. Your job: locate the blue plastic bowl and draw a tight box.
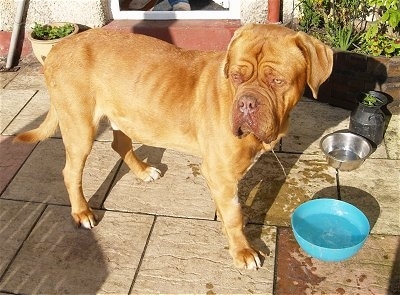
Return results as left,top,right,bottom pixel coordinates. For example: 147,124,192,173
291,198,370,262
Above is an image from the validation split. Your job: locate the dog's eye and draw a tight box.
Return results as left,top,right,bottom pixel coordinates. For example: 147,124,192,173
269,77,285,88
231,73,243,85
262,68,285,88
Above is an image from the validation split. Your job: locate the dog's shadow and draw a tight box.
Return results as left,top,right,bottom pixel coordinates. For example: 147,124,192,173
134,144,168,175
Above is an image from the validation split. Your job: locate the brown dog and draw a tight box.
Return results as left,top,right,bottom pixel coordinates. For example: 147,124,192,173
16,24,333,269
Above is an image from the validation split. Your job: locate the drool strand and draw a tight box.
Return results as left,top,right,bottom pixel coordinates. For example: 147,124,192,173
272,149,287,177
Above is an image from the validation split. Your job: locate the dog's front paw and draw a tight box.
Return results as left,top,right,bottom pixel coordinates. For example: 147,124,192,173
231,247,262,270
72,209,98,229
142,166,162,182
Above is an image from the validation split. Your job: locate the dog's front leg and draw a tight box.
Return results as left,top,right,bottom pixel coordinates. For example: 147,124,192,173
201,163,261,269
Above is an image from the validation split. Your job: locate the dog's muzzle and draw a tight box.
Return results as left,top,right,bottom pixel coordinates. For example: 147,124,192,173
231,91,279,143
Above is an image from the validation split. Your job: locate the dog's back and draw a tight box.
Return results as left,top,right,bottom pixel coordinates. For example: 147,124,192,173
18,29,228,154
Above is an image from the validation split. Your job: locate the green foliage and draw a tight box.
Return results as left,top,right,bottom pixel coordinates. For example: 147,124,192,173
361,0,400,56
362,26,400,56
326,22,361,51
297,0,400,57
298,0,324,32
362,92,384,105
31,23,75,40
297,0,365,50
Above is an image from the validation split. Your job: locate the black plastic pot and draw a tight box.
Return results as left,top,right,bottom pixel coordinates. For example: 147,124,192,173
349,91,387,146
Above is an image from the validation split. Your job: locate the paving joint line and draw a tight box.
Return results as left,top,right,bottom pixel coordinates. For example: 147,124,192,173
1,90,39,134
128,214,157,293
0,141,40,197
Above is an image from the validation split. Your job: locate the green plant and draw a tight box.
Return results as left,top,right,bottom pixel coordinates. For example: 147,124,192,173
31,23,75,40
298,0,324,32
361,92,384,105
360,0,400,56
297,0,366,50
326,22,361,50
297,0,400,57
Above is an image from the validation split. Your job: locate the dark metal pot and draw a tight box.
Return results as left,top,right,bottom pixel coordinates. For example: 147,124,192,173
349,91,387,146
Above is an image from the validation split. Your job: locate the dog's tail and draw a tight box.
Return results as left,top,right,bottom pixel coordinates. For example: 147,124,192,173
14,104,59,143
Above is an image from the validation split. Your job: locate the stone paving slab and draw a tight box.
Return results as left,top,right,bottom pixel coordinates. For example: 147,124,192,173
0,135,36,193
131,217,276,294
2,89,54,136
0,89,36,133
3,61,46,90
2,88,113,141
283,99,351,154
384,112,400,159
240,152,336,227
338,158,400,235
284,99,388,158
0,205,154,294
2,139,121,208
0,70,19,88
104,146,216,220
0,199,45,276
276,227,400,295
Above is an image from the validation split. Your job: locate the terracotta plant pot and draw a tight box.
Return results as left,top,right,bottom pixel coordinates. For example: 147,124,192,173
28,22,79,65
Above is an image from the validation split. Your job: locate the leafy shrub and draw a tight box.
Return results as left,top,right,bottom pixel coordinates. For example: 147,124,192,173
361,0,400,56
297,0,400,56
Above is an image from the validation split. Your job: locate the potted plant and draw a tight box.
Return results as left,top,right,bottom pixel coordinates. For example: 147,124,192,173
28,22,79,65
349,91,388,146
360,92,386,107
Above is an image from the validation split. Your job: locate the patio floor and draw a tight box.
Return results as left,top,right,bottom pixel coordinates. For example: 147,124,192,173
0,54,399,294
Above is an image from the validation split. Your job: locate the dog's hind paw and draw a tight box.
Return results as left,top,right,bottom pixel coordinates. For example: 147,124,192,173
143,167,162,182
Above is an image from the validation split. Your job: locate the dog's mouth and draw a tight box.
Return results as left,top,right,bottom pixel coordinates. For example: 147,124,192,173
234,119,255,138
234,122,278,143
231,93,279,144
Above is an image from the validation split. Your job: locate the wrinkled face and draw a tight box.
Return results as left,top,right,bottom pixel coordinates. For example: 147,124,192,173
225,24,333,144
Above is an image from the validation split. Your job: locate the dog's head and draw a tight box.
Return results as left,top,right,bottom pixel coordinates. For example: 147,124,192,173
224,24,333,144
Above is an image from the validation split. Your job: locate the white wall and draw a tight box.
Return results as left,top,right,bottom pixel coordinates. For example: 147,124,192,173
0,0,111,31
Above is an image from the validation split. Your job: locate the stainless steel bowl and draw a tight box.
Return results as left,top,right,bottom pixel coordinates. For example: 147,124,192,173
320,131,372,171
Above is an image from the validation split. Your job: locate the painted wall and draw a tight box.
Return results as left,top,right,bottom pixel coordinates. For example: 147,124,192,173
0,0,112,31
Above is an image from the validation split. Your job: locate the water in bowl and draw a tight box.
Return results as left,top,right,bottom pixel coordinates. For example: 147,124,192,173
295,214,364,248
329,149,360,162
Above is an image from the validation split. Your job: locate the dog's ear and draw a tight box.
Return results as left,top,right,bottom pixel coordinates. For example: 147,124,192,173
294,32,333,99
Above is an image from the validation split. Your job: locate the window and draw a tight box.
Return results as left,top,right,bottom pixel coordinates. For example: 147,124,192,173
111,0,241,20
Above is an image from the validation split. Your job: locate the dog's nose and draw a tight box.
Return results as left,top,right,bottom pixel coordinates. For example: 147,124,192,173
238,96,258,115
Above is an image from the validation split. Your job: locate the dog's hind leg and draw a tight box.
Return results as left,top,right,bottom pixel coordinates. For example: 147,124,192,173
57,110,98,229
111,130,161,181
